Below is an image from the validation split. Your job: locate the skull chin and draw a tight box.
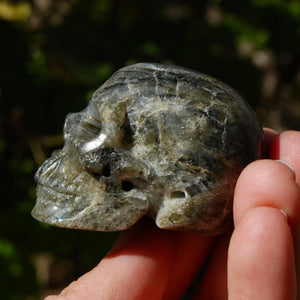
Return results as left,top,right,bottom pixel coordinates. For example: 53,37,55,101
32,146,149,231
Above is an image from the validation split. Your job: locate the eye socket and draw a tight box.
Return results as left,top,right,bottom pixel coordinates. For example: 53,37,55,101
73,118,102,142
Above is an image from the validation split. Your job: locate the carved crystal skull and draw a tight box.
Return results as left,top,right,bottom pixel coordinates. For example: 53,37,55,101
32,63,264,235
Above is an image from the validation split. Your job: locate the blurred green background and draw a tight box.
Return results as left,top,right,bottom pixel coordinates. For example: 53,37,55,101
1,0,300,299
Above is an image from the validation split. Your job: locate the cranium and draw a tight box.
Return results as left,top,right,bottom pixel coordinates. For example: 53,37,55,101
32,63,264,235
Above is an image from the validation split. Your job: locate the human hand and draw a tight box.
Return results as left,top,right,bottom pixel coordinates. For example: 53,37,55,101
45,129,300,300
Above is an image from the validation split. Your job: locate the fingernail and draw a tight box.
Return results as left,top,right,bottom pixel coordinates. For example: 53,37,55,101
279,209,288,221
276,159,296,176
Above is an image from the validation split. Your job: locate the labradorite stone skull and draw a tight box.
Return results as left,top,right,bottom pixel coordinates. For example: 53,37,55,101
32,63,264,235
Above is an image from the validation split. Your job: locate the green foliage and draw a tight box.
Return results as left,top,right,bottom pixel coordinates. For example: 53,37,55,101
0,239,22,277
0,0,300,298
223,13,270,47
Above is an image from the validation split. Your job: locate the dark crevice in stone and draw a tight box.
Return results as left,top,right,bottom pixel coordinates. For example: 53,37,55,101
170,191,185,198
91,173,101,181
121,180,134,191
102,165,111,177
122,112,134,145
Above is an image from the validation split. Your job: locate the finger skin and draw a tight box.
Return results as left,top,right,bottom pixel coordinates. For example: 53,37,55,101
234,159,300,230
228,155,300,300
45,219,173,300
45,218,215,300
193,233,230,300
162,232,215,300
268,130,300,186
263,127,278,147
270,131,300,299
228,207,296,300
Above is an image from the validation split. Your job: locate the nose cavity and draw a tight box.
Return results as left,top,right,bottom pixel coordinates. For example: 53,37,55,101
84,148,136,193
83,148,121,177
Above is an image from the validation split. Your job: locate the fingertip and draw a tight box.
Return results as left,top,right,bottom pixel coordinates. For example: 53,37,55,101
234,159,300,230
268,130,300,186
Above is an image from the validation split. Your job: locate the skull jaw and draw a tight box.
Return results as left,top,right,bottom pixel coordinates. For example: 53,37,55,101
32,149,150,231
32,184,149,231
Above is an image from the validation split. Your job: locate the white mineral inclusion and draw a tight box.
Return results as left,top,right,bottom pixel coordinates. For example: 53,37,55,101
83,133,107,153
32,63,264,235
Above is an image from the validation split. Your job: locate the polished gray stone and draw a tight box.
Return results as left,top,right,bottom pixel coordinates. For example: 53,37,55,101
32,63,264,235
